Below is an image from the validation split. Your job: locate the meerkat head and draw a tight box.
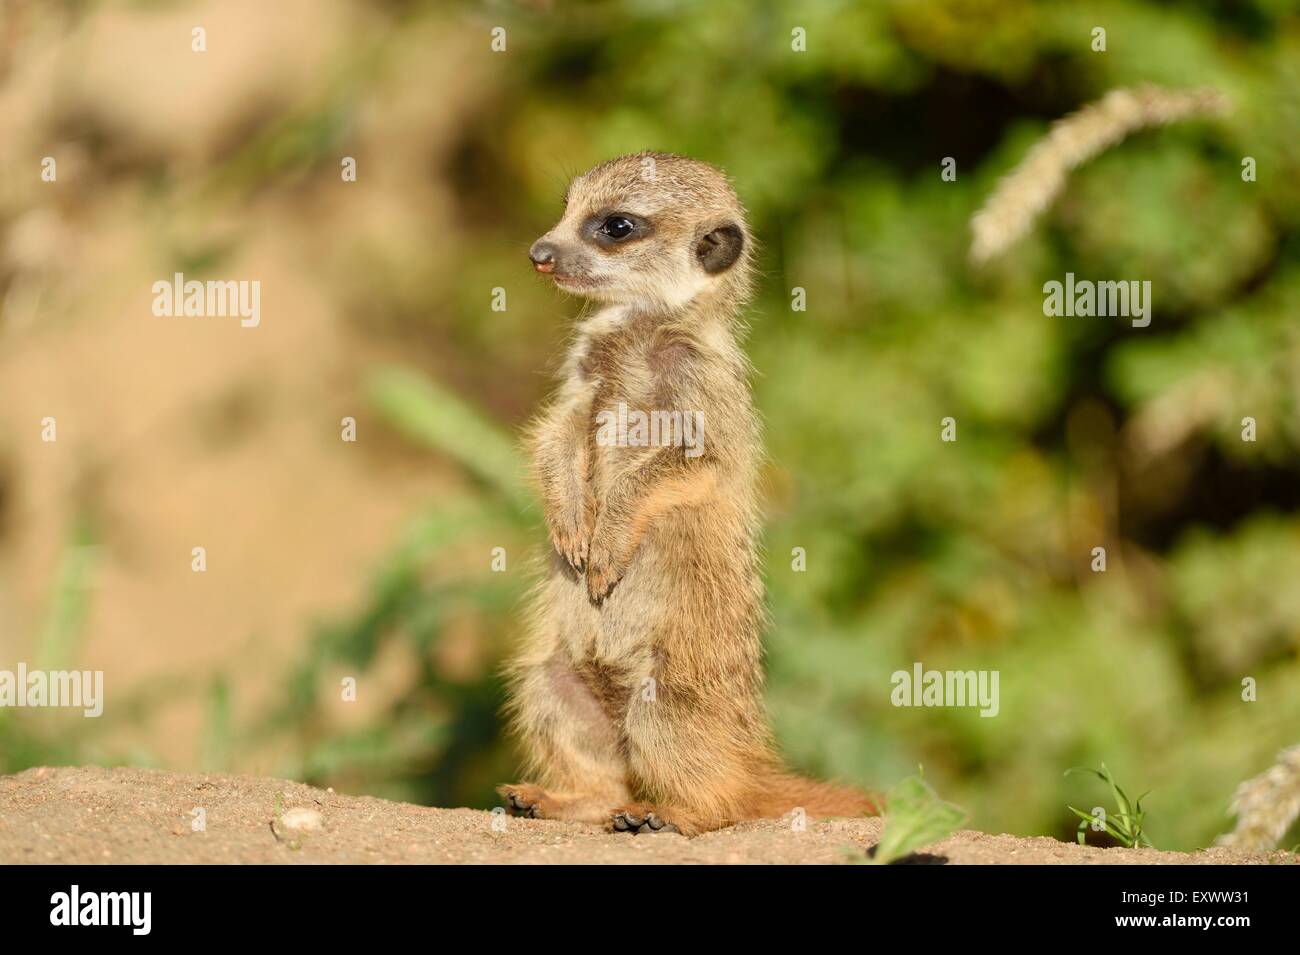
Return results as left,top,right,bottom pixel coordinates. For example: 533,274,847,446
528,152,752,312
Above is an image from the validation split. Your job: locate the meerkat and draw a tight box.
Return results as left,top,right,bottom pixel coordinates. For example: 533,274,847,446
497,152,878,836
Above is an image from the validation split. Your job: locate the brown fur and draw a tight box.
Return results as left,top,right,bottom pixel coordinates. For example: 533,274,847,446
499,152,879,836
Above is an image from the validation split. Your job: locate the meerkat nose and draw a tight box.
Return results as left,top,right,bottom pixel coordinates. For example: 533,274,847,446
529,241,557,273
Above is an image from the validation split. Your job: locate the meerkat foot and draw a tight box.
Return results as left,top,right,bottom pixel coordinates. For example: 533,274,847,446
499,784,631,824
610,804,681,835
497,783,554,818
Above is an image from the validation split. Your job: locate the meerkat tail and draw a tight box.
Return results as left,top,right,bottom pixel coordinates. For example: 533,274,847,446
753,773,884,819
1216,745,1300,852
969,85,1230,264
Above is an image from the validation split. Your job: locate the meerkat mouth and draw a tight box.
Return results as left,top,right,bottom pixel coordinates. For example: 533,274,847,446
552,273,601,291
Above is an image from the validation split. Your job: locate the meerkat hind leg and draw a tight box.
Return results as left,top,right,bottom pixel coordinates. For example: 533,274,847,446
499,658,631,824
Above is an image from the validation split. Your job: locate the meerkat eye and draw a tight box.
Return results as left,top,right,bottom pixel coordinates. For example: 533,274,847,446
599,216,635,240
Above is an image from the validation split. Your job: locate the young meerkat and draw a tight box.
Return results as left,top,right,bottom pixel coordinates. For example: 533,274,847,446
498,152,878,836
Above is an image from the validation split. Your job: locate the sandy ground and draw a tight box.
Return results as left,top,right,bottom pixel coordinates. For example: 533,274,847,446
0,766,1288,865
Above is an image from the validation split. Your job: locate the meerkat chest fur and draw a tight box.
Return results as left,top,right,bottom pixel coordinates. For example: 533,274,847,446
573,305,752,500
557,302,761,665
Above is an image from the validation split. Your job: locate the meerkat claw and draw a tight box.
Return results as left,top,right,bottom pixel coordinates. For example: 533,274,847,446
611,810,678,834
509,794,537,817
500,789,542,818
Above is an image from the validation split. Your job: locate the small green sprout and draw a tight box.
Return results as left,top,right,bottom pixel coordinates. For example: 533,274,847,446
1066,763,1155,849
269,794,303,851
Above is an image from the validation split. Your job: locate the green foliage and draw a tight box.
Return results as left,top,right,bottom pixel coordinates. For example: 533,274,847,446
243,368,527,808
1067,764,1156,849
367,368,531,514
0,519,194,774
867,772,968,864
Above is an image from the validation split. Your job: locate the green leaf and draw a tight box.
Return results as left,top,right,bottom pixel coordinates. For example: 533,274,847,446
870,774,967,865
1065,764,1157,849
367,366,531,513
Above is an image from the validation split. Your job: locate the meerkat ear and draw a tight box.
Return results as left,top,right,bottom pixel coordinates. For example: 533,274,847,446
695,223,745,274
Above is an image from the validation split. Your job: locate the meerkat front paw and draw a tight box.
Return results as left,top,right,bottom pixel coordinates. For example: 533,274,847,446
547,485,596,575
584,544,624,605
547,508,591,575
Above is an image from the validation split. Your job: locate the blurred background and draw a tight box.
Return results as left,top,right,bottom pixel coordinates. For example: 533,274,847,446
1,0,1298,851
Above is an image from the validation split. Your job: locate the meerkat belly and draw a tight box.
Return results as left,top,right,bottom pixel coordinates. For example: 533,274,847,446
539,501,743,663
544,568,601,653
592,505,755,656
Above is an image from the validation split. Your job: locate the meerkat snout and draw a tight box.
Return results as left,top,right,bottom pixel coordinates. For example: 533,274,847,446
528,241,557,273
528,152,753,309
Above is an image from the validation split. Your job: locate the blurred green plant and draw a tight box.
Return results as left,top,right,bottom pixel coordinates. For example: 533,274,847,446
864,771,968,864
243,367,530,808
1,518,197,773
